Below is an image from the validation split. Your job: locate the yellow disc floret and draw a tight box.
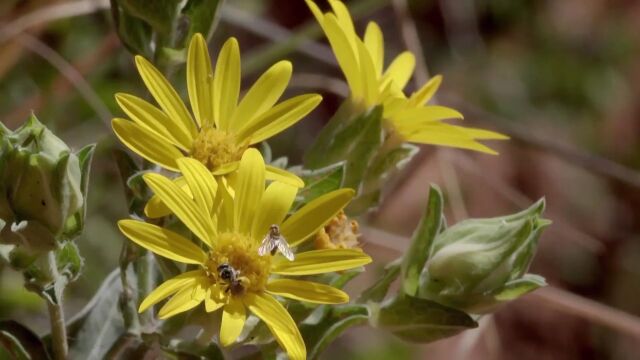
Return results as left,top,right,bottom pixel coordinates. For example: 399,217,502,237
191,127,249,170
205,232,271,295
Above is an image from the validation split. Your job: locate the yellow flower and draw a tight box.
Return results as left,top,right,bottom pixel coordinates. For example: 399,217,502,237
306,0,508,154
112,33,321,185
117,149,371,360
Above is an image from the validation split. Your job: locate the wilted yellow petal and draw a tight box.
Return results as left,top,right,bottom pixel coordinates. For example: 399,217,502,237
118,220,207,264
143,173,217,247
282,188,354,247
213,37,240,131
139,270,205,312
408,75,442,107
233,149,265,235
271,249,372,275
112,119,182,171
244,293,305,360
237,94,322,145
251,182,297,242
177,157,218,216
187,33,214,127
382,51,415,91
115,93,191,150
158,280,207,319
229,61,292,132
134,55,196,138
266,279,349,304
220,298,246,346
364,22,384,76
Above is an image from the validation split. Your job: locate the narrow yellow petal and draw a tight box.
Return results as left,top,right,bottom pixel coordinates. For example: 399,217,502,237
217,177,236,233
382,51,415,91
115,93,191,150
187,33,214,127
134,55,196,138
229,61,293,132
328,0,358,51
143,173,217,247
323,14,363,100
139,270,205,313
118,220,208,264
251,182,297,241
237,94,322,145
213,37,241,131
244,293,305,360
158,280,207,319
391,105,464,134
233,149,265,235
266,279,349,304
144,176,188,219
205,285,225,312
266,165,305,188
408,75,442,107
454,126,510,140
177,157,218,216
282,188,354,247
305,0,324,23
220,298,246,346
112,119,182,171
271,249,372,275
364,22,384,76
355,39,379,106
405,131,499,155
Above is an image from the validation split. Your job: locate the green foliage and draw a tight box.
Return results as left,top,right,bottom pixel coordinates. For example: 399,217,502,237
0,321,50,360
293,162,345,210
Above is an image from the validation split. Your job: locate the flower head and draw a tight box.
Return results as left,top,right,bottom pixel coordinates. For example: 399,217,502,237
306,0,507,154
112,33,320,185
117,149,371,359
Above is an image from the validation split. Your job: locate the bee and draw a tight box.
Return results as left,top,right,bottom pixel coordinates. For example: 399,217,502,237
217,263,248,296
258,224,295,261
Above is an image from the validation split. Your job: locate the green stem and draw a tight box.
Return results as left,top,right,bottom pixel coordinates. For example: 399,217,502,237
46,252,68,360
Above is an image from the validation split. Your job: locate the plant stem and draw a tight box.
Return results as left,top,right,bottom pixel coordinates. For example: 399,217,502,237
46,252,68,360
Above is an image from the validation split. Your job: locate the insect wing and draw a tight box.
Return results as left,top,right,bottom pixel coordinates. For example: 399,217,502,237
258,235,276,256
275,237,295,261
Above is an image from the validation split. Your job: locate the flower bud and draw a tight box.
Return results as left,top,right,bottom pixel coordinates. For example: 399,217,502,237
418,199,549,314
0,115,91,264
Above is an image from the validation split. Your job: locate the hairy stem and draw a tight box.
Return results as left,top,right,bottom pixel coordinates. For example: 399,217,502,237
46,252,68,360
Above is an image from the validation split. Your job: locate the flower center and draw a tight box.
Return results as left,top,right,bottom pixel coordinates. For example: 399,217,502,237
191,127,248,170
205,232,271,297
314,211,361,250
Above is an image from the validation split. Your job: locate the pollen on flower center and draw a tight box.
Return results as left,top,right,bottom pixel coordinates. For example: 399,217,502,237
191,127,248,170
314,211,361,250
205,232,271,295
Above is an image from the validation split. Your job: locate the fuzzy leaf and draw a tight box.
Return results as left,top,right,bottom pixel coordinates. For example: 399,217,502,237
118,0,181,35
0,321,50,360
300,305,369,359
358,259,401,303
293,163,345,210
110,0,153,57
494,274,547,301
180,0,223,42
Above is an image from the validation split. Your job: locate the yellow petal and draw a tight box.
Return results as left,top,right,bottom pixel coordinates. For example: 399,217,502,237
271,249,372,275
305,0,324,23
112,118,182,171
355,39,378,106
115,93,191,150
364,22,384,76
229,61,293,132
244,293,305,360
205,285,225,312
454,126,510,140
145,176,188,218
217,177,236,233
118,220,207,264
266,165,305,188
177,158,218,216
329,0,357,39
187,33,214,127
213,37,241,131
382,51,415,91
251,182,297,241
220,297,246,346
158,280,207,319
391,106,464,134
134,55,196,138
323,14,363,100
405,131,499,155
233,149,265,235
281,188,354,247
139,270,205,312
408,75,442,107
237,94,322,145
143,173,217,247
266,279,349,304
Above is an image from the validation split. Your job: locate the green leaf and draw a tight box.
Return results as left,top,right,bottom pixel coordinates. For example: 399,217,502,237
62,144,95,238
118,0,182,35
110,0,153,57
494,274,547,301
112,149,149,216
180,0,224,43
401,185,443,296
0,320,50,360
338,107,384,189
373,294,477,343
293,162,345,210
55,241,84,282
358,259,401,303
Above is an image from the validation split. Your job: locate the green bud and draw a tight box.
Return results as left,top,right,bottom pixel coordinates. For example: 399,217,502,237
0,115,93,266
418,199,549,314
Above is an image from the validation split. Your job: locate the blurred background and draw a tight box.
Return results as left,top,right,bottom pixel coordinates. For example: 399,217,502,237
1,0,640,359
